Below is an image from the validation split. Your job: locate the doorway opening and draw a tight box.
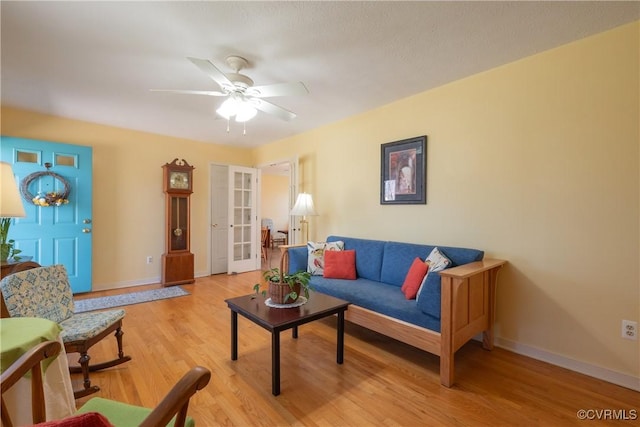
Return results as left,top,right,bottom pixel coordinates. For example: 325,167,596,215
259,160,294,270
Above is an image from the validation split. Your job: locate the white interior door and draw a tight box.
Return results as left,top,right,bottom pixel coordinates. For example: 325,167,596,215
227,166,259,274
210,164,228,274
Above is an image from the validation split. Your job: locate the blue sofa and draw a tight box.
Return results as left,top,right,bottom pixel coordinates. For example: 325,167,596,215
283,235,506,387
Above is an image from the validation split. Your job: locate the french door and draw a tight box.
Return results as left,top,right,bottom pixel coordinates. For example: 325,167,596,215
227,166,259,274
0,137,93,293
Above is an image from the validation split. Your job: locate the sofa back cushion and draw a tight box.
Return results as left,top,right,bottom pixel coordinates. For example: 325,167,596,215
380,242,484,287
416,245,484,319
380,241,432,287
327,236,385,282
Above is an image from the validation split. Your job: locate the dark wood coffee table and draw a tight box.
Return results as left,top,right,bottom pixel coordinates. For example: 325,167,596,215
225,292,350,395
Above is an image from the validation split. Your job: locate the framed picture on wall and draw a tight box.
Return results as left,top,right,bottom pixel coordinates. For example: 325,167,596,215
380,135,427,205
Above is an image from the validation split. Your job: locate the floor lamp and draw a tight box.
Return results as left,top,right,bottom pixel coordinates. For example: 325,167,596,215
290,192,317,243
1,162,27,261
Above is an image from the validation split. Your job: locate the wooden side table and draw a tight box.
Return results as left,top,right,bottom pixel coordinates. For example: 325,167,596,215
0,257,37,280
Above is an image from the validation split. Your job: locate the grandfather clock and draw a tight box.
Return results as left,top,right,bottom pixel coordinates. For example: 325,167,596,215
161,159,195,286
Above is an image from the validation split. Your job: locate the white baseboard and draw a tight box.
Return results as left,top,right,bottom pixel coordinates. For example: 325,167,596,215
93,276,161,291
94,271,210,291
495,337,640,392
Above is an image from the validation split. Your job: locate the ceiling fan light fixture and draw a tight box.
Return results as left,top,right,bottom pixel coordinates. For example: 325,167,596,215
235,103,257,122
216,97,239,119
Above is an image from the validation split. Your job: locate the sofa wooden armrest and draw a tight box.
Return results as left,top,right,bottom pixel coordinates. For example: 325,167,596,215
279,244,305,273
438,258,506,386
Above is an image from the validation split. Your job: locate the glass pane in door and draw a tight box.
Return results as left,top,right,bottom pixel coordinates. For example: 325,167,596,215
232,171,254,261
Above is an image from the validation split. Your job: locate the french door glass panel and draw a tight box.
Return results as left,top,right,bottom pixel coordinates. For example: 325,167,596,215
227,166,258,273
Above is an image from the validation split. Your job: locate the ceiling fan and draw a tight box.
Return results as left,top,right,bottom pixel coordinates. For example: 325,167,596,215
152,56,308,123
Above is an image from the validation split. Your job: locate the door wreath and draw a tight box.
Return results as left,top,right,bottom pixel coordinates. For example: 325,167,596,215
20,171,71,206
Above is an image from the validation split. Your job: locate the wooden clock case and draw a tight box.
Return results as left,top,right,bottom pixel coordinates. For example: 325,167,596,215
161,159,195,286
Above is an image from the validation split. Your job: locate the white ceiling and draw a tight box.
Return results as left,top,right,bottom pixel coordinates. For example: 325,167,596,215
2,1,638,148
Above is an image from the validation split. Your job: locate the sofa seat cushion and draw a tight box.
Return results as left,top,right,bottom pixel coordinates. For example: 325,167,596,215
310,277,440,332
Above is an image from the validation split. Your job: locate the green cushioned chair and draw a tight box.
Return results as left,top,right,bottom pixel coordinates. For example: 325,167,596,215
76,365,211,427
1,340,211,427
0,264,132,398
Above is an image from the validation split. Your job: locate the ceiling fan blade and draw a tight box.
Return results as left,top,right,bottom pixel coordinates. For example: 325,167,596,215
187,57,234,89
251,98,297,121
150,89,226,96
246,82,308,98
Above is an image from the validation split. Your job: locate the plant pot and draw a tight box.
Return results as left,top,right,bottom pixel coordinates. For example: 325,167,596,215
268,281,301,305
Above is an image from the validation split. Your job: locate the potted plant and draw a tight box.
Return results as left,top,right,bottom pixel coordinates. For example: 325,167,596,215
0,218,22,262
254,267,312,305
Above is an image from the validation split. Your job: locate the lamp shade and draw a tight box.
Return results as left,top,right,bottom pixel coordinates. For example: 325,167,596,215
290,193,317,216
0,162,26,218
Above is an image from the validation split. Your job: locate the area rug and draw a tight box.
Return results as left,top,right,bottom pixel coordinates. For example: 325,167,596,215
74,286,190,313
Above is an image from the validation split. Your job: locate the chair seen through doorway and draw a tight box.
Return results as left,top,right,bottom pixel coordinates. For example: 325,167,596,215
261,226,270,261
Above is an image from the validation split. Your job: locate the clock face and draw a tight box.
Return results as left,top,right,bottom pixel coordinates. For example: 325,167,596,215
169,172,189,189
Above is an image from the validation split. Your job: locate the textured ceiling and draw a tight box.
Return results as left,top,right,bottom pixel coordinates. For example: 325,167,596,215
2,1,638,148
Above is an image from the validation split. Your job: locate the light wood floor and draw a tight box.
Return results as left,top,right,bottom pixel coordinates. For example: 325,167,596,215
73,267,639,426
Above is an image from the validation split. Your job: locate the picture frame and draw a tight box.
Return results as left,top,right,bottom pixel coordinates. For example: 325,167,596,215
380,136,427,205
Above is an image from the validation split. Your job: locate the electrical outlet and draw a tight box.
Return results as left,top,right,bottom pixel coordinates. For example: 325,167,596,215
621,320,637,340
146,256,153,264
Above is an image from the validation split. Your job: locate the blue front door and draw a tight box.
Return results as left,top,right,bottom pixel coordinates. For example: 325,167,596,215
0,137,93,293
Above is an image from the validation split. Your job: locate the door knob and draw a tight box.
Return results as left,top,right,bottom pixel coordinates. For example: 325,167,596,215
82,228,92,233
83,219,92,224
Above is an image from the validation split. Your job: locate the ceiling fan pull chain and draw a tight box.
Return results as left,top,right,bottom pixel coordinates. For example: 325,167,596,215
226,118,230,133
243,122,247,135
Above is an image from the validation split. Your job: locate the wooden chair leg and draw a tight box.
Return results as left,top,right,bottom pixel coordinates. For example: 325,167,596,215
67,326,131,398
74,351,100,399
69,326,131,372
115,327,126,359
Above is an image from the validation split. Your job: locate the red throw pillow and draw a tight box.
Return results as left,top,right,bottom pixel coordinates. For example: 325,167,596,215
323,250,356,280
401,258,429,299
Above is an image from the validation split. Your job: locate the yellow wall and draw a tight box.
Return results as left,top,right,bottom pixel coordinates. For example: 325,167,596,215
254,22,639,382
2,21,637,385
260,174,289,231
0,107,252,289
